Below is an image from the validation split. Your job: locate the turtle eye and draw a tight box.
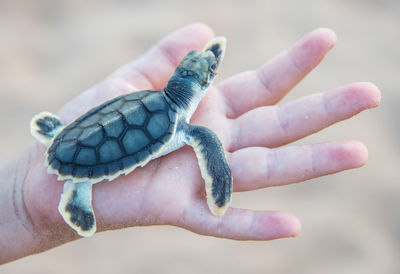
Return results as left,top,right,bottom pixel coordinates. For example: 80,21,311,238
209,63,217,73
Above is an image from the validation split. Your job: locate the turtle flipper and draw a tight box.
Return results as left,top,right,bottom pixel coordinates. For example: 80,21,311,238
58,181,96,237
184,124,232,216
30,112,64,146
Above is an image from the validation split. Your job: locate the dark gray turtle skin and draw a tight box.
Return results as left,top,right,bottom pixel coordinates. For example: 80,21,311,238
46,91,178,181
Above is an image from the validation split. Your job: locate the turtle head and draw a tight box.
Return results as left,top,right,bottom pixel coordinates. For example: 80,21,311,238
165,37,226,112
171,37,226,88
174,50,217,89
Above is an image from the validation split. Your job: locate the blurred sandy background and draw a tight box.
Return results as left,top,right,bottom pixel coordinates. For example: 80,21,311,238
0,0,399,273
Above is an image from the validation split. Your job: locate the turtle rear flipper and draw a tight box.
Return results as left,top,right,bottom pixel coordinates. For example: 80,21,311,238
30,112,64,146
184,124,232,216
58,181,96,237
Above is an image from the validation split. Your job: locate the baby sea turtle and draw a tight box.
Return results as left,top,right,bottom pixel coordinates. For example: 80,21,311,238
30,37,232,237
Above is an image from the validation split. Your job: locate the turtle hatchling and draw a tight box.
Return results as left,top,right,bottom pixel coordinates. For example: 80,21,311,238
30,37,232,237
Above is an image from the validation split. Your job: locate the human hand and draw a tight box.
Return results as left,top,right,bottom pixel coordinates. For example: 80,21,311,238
3,23,380,262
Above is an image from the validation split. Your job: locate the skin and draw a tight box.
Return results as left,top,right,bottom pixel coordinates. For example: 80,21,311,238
0,23,381,264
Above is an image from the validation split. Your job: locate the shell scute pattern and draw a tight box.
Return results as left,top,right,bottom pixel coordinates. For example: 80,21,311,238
79,125,103,146
99,140,123,163
120,102,147,126
103,117,124,138
100,99,125,115
147,114,169,139
142,94,167,112
79,113,102,128
55,141,77,163
63,127,82,141
75,147,96,165
47,90,177,181
122,129,149,154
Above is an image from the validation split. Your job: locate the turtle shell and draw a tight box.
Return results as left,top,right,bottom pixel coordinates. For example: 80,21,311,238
46,90,178,182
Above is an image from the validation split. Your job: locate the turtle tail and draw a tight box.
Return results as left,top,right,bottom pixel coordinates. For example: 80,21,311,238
30,112,64,146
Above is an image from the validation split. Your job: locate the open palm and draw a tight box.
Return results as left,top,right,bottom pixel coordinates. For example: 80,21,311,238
24,23,380,243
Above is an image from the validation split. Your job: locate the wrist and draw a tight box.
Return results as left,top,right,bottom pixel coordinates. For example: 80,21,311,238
0,143,76,264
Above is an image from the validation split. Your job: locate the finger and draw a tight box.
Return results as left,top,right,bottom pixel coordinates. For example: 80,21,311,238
230,82,381,151
229,140,368,192
59,23,214,121
118,23,215,90
218,28,337,118
178,202,301,240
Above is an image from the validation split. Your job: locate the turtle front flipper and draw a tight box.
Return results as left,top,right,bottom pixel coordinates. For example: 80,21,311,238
183,124,232,216
30,112,64,146
58,181,96,237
